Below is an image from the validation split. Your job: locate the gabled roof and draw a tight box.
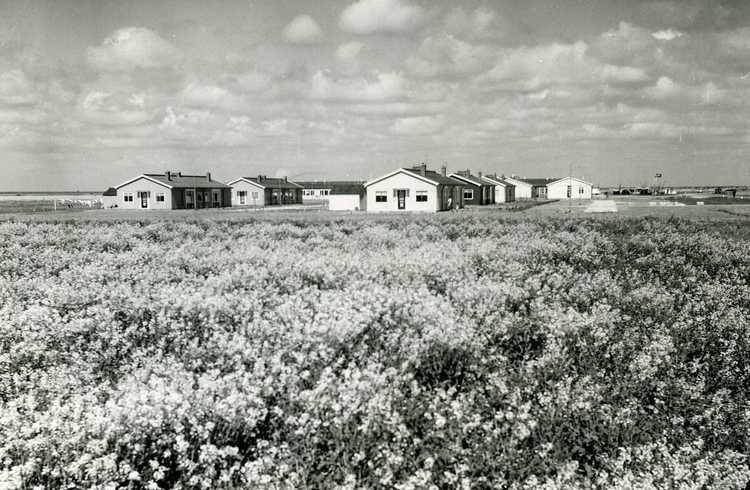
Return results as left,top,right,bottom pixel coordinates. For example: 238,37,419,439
329,183,365,195
502,176,533,188
228,177,302,189
547,176,594,186
480,175,515,187
102,187,117,196
365,168,464,188
449,173,491,187
522,178,561,187
297,180,365,189
145,173,231,189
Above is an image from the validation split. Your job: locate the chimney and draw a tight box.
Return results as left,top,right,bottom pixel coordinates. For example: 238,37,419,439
478,171,483,179
206,172,211,182
165,170,171,181
258,174,263,182
420,163,426,176
284,176,288,182
440,165,447,177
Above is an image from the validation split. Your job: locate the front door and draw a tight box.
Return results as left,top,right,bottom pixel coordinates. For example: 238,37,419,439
397,190,406,210
138,191,148,208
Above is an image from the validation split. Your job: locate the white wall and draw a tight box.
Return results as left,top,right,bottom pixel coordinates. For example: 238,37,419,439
366,172,439,212
231,180,265,206
102,196,118,208
504,178,532,199
302,189,330,201
329,194,365,211
117,177,172,210
547,178,592,199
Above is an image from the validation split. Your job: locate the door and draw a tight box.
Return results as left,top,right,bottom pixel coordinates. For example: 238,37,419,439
397,190,406,210
138,191,148,208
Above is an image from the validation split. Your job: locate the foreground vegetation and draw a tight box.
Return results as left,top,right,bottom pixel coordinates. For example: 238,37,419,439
1,215,749,488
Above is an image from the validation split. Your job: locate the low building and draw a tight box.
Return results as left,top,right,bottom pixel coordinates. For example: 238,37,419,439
227,176,303,206
112,171,232,210
502,176,534,199
449,170,495,205
523,178,559,199
546,177,593,199
102,187,118,208
365,164,464,213
480,174,516,203
329,183,366,211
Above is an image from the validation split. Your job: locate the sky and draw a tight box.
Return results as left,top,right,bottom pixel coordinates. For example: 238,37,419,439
1,0,750,190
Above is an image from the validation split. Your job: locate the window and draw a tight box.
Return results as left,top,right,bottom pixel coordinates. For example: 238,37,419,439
567,185,571,198
156,193,165,202
579,186,584,195
238,190,247,205
323,189,329,196
185,190,194,205
123,192,133,202
251,191,259,200
375,191,387,202
463,189,474,200
212,190,221,206
416,191,428,202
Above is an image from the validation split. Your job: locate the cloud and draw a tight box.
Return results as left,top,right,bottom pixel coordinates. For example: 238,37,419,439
651,29,683,41
406,35,494,78
444,6,504,40
87,27,182,72
336,41,365,62
80,90,155,126
180,82,242,110
310,70,406,102
339,0,424,34
0,69,36,105
283,15,323,44
390,115,445,135
601,64,649,83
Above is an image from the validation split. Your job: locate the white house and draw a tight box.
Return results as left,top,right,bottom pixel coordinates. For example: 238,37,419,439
364,164,464,213
480,174,516,203
502,176,533,199
298,182,332,201
546,177,593,200
328,183,366,211
112,171,232,210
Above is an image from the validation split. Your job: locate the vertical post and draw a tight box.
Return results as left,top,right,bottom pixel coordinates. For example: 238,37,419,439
54,199,56,212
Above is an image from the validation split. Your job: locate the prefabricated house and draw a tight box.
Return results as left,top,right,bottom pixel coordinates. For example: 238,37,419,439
102,187,118,208
449,170,495,205
502,176,533,199
524,178,559,199
298,181,332,201
365,164,464,213
113,171,232,210
328,183,367,211
227,176,303,207
480,174,516,203
546,177,593,200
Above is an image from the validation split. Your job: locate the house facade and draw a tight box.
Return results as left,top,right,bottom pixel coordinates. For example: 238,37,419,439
113,171,231,210
502,176,533,199
365,164,464,213
298,182,332,201
449,170,495,205
524,178,558,199
329,183,366,211
227,176,303,206
481,175,516,203
546,177,593,199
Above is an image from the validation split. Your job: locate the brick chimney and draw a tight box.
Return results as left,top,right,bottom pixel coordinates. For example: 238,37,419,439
420,163,426,176
165,170,171,181
206,172,211,182
440,165,447,177
478,171,483,179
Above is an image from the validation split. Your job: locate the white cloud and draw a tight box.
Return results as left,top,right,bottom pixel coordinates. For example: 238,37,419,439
390,115,445,135
180,82,242,110
487,41,591,89
283,15,323,44
652,29,683,41
337,41,365,62
80,90,155,126
310,70,406,102
444,6,502,39
0,70,37,106
601,64,649,83
407,35,494,78
339,0,424,34
87,27,182,72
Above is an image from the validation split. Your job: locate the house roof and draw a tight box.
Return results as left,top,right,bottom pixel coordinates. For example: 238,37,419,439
481,175,515,187
502,176,533,188
297,180,365,189
547,176,594,186
365,167,464,188
522,178,561,187
329,183,366,195
449,172,491,187
102,187,117,196
116,172,231,190
229,176,302,189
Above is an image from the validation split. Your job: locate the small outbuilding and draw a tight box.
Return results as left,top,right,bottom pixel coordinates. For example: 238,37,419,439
112,171,232,209
502,176,534,199
449,170,495,205
328,183,367,211
227,176,303,207
102,187,118,209
365,164,464,213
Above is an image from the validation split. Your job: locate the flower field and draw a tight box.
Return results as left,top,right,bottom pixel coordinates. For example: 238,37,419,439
1,214,749,489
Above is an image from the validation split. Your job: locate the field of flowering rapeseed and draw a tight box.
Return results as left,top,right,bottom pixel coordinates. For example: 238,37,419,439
1,214,749,489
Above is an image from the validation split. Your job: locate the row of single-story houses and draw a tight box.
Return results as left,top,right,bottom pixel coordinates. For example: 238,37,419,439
102,165,593,212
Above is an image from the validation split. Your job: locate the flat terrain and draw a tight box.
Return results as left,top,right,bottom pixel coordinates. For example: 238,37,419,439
2,212,749,488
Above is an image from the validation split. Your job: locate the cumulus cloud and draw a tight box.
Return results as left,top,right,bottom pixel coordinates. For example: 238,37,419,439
337,41,365,62
390,114,445,135
0,70,37,105
406,35,494,78
339,0,424,34
601,64,649,83
87,27,182,72
180,82,242,110
444,6,503,40
283,15,323,44
652,29,683,41
80,90,155,126
310,70,406,102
